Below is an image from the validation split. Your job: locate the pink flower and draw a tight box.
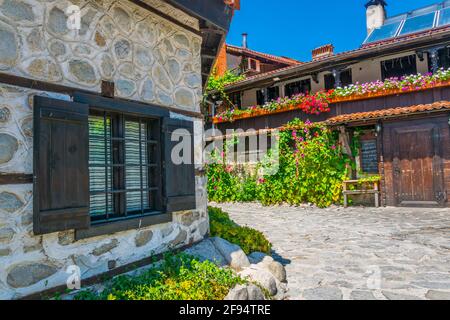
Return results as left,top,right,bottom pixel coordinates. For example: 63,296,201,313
331,145,337,150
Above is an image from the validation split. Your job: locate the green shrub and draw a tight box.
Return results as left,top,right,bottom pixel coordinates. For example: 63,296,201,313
75,253,245,300
209,207,272,255
207,119,350,208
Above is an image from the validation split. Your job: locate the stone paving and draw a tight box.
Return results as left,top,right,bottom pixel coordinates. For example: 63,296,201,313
213,203,450,300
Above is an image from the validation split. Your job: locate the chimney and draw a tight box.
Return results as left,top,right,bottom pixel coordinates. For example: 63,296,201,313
366,0,387,35
312,44,334,61
242,33,248,49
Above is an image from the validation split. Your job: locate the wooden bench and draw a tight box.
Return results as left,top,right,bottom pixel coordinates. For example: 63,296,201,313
343,179,380,208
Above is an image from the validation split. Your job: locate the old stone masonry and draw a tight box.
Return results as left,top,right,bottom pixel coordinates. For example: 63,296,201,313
0,0,208,300
215,203,450,300
61,237,288,301
0,0,203,108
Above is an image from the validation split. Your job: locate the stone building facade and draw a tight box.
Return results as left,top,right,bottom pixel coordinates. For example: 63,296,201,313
0,0,213,299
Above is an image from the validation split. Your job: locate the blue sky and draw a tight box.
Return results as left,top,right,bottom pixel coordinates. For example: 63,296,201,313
226,0,443,61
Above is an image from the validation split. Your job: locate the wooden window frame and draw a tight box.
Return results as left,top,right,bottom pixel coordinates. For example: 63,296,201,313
256,89,265,105
358,131,380,175
285,79,311,97
381,55,417,81
73,93,172,240
247,58,261,72
88,111,163,224
228,91,242,109
324,69,353,91
267,86,280,102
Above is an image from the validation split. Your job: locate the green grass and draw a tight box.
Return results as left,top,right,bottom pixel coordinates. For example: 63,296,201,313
74,253,246,300
209,207,272,255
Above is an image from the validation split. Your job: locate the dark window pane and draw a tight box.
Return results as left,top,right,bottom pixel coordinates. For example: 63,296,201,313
324,74,335,91
267,86,280,102
256,90,265,105
229,92,241,109
324,69,352,90
381,55,417,80
285,79,311,97
341,69,353,87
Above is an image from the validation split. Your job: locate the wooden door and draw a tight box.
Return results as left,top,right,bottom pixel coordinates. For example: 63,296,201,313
386,121,445,207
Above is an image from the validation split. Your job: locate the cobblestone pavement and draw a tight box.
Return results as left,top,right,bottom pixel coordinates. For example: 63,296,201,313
213,203,450,300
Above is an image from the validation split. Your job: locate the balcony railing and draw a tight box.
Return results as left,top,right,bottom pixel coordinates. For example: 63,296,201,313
214,83,450,131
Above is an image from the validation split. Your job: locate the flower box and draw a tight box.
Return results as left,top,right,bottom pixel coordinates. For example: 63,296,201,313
213,70,450,124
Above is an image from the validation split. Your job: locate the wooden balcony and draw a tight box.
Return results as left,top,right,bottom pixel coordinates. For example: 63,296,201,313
216,85,450,132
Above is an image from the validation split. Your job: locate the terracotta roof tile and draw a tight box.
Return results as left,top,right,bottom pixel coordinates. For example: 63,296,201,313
226,44,302,66
326,101,450,125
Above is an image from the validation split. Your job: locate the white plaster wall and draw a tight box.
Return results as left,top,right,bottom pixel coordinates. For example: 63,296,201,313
238,51,431,108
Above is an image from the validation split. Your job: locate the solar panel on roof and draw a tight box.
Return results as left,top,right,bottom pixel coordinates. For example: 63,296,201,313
365,22,402,43
409,4,439,17
364,1,450,45
384,14,407,25
439,7,450,26
398,12,436,36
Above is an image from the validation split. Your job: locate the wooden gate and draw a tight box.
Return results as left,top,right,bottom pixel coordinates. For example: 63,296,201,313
383,117,447,207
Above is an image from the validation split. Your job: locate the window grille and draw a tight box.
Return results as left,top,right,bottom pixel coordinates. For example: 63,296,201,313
88,112,162,224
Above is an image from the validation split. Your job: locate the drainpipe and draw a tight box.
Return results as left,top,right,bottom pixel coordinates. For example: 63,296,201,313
211,101,216,131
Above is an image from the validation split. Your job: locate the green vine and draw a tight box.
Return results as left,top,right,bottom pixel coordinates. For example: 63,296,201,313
203,68,245,108
207,119,352,208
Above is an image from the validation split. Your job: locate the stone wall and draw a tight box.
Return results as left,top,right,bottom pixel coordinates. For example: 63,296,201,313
0,0,208,300
0,0,203,112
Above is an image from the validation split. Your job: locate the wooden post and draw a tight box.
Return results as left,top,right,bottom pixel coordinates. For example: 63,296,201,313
374,181,380,208
343,181,348,208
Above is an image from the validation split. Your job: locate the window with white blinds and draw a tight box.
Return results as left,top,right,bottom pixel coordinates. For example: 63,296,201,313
88,112,162,224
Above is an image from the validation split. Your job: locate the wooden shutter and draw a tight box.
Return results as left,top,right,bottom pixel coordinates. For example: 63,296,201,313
163,118,196,213
33,96,90,235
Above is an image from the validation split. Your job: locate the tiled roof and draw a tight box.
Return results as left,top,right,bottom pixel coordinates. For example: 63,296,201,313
223,26,450,90
326,101,450,125
226,44,302,66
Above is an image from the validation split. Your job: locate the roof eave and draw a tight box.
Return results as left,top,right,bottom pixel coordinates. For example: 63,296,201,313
223,29,450,92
